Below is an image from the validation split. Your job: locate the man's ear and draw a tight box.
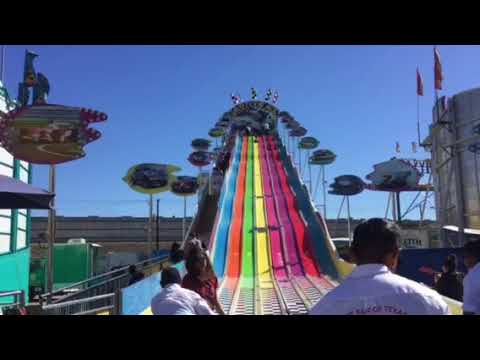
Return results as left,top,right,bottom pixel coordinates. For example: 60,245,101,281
385,249,400,271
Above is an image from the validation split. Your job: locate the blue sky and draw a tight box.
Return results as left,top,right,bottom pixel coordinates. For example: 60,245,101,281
3,45,480,220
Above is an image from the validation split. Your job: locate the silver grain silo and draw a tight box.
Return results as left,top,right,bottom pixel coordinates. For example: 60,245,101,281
426,87,480,247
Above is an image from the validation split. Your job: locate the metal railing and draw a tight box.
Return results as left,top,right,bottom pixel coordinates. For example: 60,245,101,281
42,292,118,315
0,290,25,310
40,255,169,305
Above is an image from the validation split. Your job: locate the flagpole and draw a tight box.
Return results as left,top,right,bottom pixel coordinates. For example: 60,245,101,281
0,45,5,83
298,147,302,176
434,46,442,125
313,165,322,200
148,194,153,257
322,164,327,219
346,195,352,242
417,92,421,146
308,151,312,194
183,196,187,242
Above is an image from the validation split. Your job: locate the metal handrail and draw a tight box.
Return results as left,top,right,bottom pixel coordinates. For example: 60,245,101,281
0,290,25,307
42,293,117,315
73,305,115,315
44,257,169,306
42,293,115,309
0,290,26,315
40,254,168,303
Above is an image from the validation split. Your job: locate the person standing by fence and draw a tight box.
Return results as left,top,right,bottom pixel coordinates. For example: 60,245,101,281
434,254,463,302
462,240,480,315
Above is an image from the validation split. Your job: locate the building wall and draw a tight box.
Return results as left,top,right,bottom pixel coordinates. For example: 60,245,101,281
0,82,31,302
31,216,191,259
327,218,438,248
30,216,438,259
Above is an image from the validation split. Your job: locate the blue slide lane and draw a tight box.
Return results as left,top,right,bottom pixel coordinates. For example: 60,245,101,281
212,136,243,279
121,262,186,315
277,137,339,279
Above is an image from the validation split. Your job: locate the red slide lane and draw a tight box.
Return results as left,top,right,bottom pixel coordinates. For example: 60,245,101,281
258,136,287,280
264,136,303,276
268,135,321,277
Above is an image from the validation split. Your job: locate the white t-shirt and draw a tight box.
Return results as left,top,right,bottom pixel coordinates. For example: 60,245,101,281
309,264,450,315
463,262,480,314
151,284,216,315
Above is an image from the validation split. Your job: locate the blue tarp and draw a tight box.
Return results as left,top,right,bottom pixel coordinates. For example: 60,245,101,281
121,262,185,315
397,248,467,287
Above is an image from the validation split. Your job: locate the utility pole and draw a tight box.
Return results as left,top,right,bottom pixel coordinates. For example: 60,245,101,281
156,199,160,252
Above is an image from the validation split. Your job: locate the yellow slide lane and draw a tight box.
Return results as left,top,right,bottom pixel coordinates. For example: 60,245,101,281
253,141,274,290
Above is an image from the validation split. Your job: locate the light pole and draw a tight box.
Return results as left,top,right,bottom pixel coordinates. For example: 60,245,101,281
46,165,56,304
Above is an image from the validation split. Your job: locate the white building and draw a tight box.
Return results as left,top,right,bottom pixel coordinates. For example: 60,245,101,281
0,80,32,301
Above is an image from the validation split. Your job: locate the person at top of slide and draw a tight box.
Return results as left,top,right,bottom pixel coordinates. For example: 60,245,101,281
309,218,450,315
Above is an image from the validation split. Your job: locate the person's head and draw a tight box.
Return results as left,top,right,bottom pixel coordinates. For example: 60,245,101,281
171,242,180,252
442,254,457,274
186,253,207,277
350,218,401,270
463,240,480,269
128,265,136,275
160,267,181,288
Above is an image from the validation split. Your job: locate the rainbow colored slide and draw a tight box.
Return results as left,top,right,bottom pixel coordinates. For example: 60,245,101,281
211,136,338,314
123,133,462,315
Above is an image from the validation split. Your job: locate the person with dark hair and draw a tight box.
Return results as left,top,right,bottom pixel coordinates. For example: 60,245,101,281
182,252,225,315
128,265,144,286
310,218,450,315
151,267,215,315
169,242,184,264
434,254,463,301
462,240,480,315
184,235,203,260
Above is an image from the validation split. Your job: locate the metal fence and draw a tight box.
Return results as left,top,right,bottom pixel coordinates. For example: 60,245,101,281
41,292,119,315
40,255,169,306
0,290,26,314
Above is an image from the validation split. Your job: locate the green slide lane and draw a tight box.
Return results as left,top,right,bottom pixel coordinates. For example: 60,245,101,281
240,136,254,287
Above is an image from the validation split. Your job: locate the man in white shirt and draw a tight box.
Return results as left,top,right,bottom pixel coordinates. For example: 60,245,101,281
151,267,216,315
310,218,450,315
462,240,480,315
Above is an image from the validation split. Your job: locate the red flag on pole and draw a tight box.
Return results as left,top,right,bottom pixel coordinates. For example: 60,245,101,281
416,67,424,96
434,47,444,90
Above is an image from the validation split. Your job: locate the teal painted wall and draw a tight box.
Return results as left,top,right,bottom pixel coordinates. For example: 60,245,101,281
0,86,32,305
0,248,30,304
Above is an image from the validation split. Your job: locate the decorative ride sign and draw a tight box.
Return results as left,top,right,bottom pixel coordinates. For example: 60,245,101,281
401,158,432,175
